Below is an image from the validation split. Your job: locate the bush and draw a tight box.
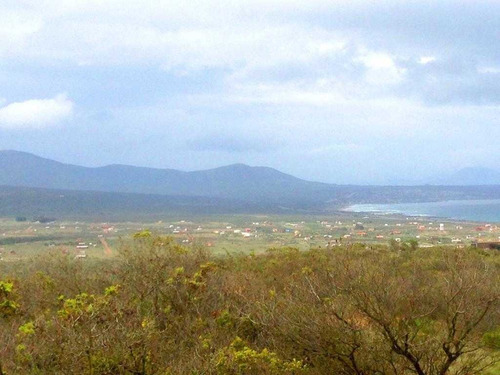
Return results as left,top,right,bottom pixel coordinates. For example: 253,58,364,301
0,235,498,374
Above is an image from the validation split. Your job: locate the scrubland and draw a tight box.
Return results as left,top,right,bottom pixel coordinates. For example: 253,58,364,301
1,233,499,374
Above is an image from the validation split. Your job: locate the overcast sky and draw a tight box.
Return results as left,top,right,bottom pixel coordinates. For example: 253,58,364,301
0,0,499,184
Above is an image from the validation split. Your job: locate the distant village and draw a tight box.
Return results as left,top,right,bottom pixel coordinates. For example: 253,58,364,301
1,214,499,262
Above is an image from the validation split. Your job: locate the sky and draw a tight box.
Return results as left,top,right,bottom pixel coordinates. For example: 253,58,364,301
0,0,499,184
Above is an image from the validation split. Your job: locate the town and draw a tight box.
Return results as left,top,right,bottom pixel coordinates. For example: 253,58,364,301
1,213,499,262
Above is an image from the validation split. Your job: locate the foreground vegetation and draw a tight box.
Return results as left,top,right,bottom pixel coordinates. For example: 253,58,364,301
1,233,499,374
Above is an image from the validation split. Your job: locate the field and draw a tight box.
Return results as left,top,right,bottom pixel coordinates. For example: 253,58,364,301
1,212,499,262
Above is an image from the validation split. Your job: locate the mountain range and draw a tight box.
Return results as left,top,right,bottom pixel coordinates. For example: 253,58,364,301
0,150,331,204
1,150,500,218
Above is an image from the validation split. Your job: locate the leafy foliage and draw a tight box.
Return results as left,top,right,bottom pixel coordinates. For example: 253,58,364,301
0,235,499,374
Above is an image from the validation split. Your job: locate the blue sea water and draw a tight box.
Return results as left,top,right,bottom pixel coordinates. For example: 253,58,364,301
345,199,500,223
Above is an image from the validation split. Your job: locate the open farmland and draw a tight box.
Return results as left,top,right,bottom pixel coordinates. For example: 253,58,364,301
1,213,499,262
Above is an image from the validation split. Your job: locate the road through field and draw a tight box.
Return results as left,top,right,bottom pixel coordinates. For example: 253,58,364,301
99,237,113,256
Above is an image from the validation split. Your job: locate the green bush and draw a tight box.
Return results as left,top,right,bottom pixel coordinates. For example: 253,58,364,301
0,234,498,374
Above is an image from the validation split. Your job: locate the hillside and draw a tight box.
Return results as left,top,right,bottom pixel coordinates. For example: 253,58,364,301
0,150,331,204
0,185,305,220
3,184,500,221
2,151,500,218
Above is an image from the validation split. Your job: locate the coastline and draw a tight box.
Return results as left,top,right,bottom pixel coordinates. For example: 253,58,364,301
341,198,500,223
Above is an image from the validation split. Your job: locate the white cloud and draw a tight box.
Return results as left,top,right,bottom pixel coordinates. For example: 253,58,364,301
0,94,74,129
227,82,347,106
477,66,500,74
0,7,43,57
356,52,405,85
418,56,436,65
359,53,395,69
2,1,497,107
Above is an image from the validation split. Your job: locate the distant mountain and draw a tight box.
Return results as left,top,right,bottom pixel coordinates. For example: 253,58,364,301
2,151,500,218
428,167,500,186
0,150,331,206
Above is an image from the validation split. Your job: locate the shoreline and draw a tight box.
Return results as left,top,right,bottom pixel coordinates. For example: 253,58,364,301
341,198,500,224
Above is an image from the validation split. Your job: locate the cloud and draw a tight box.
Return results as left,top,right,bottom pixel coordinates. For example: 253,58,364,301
0,94,73,129
0,9,42,57
0,1,499,184
307,144,368,155
418,56,436,65
188,135,281,153
2,1,500,106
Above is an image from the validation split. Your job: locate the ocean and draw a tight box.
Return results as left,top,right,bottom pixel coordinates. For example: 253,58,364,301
344,199,500,223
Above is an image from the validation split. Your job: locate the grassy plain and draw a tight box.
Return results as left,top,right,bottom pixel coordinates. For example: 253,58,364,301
1,212,499,261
